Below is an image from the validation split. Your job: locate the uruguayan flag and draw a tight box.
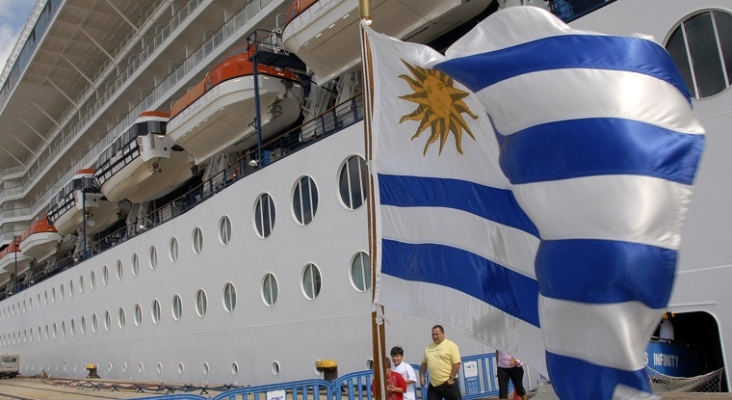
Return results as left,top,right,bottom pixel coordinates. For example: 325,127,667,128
366,6,704,400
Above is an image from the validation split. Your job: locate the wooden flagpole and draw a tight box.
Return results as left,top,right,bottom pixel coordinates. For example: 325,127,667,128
359,2,386,400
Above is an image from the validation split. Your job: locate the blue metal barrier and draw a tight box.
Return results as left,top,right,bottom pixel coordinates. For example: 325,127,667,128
132,353,499,400
212,379,334,400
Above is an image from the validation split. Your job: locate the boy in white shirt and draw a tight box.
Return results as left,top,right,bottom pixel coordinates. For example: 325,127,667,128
391,346,418,400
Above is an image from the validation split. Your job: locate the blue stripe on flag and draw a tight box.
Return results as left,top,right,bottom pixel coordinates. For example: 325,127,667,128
382,239,541,327
546,351,651,400
378,174,539,236
496,118,705,185
436,35,690,99
535,239,676,308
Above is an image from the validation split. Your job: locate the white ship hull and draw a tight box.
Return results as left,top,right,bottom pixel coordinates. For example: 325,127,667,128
0,0,730,392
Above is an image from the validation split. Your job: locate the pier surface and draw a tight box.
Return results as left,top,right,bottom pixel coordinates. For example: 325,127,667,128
2,377,732,400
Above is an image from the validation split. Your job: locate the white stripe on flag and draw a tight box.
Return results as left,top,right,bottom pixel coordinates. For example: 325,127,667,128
379,274,546,372
380,206,538,278
513,175,692,248
479,70,705,136
539,295,662,371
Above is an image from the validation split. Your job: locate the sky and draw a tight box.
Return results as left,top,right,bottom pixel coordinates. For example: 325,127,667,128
0,0,37,77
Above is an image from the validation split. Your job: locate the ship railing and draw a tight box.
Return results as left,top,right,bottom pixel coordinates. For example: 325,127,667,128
546,0,617,22
0,92,365,298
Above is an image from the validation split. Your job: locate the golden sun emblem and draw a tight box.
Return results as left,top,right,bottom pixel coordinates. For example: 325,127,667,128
398,60,478,155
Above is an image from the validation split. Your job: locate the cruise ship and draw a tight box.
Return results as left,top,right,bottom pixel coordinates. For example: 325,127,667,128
0,0,729,391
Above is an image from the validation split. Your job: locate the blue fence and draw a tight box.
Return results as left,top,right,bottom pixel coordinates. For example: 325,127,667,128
129,353,500,400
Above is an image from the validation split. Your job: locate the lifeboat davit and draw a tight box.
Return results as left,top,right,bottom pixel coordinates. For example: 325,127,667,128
93,111,194,203
20,215,73,263
167,47,304,165
0,239,31,278
282,0,492,83
47,169,119,236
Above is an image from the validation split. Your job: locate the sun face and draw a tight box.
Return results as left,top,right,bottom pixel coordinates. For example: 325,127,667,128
398,60,478,155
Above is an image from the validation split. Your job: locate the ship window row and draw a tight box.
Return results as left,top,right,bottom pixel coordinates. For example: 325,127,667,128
16,359,318,380
0,252,371,327
0,155,368,319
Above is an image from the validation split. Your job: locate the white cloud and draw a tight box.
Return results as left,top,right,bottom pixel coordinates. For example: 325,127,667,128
0,0,37,78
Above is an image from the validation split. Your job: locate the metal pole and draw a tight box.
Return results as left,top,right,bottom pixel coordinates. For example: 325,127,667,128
13,235,18,292
359,0,371,21
250,35,263,165
82,180,87,261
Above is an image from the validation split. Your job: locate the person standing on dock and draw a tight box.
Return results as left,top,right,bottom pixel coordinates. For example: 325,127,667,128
496,350,527,400
420,325,462,400
391,346,418,400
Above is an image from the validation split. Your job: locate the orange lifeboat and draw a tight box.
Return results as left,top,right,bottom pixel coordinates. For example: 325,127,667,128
167,47,304,165
0,238,31,283
93,111,194,203
47,169,120,236
281,0,492,83
20,215,73,263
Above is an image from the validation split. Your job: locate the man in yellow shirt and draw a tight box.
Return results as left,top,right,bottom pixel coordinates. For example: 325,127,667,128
420,325,462,400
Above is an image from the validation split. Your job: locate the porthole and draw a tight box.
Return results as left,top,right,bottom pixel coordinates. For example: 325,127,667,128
195,289,207,317
272,361,281,376
152,299,161,324
36,327,41,341
219,216,232,245
202,362,209,375
172,295,182,321
350,252,372,292
131,253,140,276
70,319,76,336
69,281,74,297
134,304,142,327
338,155,368,210
81,316,87,334
149,246,158,270
104,311,111,331
157,363,163,374
102,265,109,286
139,363,144,374
169,237,179,262
108,363,113,373
28,297,32,311
59,284,64,300
666,10,732,98
231,362,239,375
61,320,66,337
192,227,203,254
52,323,57,339
118,307,126,329
254,193,276,238
366,359,374,370
92,314,98,333
222,282,237,313
116,260,123,281
79,276,84,294
262,273,278,306
51,287,55,303
90,271,96,290
122,363,128,373
178,363,184,375
292,176,319,225
301,263,322,300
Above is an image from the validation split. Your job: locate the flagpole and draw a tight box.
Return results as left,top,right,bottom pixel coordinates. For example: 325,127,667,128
359,2,385,400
